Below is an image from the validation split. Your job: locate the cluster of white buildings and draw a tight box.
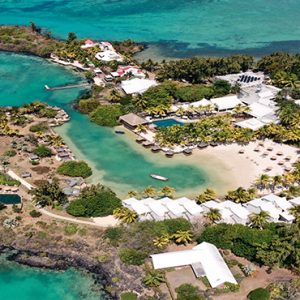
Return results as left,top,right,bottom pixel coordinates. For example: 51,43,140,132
80,39,123,62
121,78,157,95
111,66,146,79
123,194,299,225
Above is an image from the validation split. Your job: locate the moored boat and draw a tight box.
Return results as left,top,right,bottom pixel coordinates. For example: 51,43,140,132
150,174,168,181
115,130,125,135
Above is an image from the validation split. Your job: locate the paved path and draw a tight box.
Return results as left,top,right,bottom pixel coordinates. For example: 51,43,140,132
7,169,118,228
40,208,119,228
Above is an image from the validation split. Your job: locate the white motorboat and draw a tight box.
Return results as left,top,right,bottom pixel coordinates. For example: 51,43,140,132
150,174,168,181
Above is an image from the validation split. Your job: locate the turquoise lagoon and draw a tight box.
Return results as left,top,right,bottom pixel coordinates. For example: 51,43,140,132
1,0,300,58
0,52,231,196
0,254,107,300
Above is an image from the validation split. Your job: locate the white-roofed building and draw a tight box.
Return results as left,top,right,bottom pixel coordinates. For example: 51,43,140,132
146,201,169,220
210,95,242,111
247,102,274,119
280,211,295,223
191,98,212,108
244,198,267,214
95,50,123,62
290,197,300,206
260,202,281,222
235,118,266,131
262,194,292,211
151,242,237,288
121,78,158,95
178,200,204,218
216,208,236,224
228,204,251,225
201,200,219,212
165,201,187,218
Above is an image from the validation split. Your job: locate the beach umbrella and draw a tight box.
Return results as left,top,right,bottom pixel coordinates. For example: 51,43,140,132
271,156,277,160
266,166,272,171
258,142,264,146
278,161,284,165
254,148,260,152
239,149,245,154
267,147,273,151
285,166,292,171
285,156,292,161
276,151,283,156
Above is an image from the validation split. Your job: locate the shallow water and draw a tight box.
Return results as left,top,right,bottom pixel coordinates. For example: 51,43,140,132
0,52,233,196
0,254,107,300
1,0,300,59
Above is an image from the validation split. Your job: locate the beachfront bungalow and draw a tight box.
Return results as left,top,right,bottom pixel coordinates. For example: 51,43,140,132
210,95,242,111
244,198,266,214
151,242,237,288
120,78,158,95
235,118,266,131
95,50,123,62
123,197,152,221
247,102,275,119
289,197,300,206
200,200,219,212
119,113,148,130
177,198,204,219
145,200,170,221
261,194,292,211
164,201,187,218
245,199,280,222
228,204,250,225
29,154,39,162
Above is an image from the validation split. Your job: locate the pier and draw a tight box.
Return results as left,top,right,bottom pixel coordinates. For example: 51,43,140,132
45,83,90,91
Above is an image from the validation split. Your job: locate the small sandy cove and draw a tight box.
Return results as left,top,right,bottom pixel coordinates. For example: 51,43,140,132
192,139,299,189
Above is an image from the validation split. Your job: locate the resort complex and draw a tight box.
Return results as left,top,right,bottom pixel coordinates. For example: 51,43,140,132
0,22,299,300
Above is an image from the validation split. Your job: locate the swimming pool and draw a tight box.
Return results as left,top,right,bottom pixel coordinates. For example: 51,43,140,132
0,194,21,204
153,119,184,128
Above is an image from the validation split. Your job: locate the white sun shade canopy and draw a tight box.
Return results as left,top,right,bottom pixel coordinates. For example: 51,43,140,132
210,95,242,110
191,98,212,107
236,118,266,131
151,242,237,288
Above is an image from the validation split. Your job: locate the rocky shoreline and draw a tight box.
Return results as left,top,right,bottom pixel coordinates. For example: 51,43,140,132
0,245,115,300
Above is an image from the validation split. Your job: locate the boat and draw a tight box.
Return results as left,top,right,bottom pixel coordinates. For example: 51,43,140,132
115,130,125,135
150,174,168,181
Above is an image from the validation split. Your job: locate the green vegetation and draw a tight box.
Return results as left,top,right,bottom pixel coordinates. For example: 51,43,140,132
29,210,42,218
66,184,121,217
33,145,53,158
247,288,270,300
175,284,205,300
0,172,21,186
29,122,49,133
225,187,257,203
57,161,92,178
77,99,100,114
0,25,60,57
64,224,78,235
113,207,138,224
158,55,254,83
119,248,147,266
120,292,138,300
30,178,67,207
197,223,300,271
3,149,17,157
143,270,165,287
104,227,124,245
89,105,123,127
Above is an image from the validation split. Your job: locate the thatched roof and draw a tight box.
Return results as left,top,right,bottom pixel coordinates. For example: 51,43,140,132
119,113,148,127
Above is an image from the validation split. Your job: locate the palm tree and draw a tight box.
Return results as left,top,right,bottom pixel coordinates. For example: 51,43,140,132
143,270,165,287
271,175,283,191
160,186,176,198
133,95,147,110
195,188,216,204
176,107,186,117
205,208,221,223
47,135,64,147
249,211,270,230
255,174,271,191
289,206,300,223
233,103,251,118
135,124,147,133
172,230,193,245
113,207,138,224
226,187,250,203
127,190,138,198
143,186,157,198
153,235,170,249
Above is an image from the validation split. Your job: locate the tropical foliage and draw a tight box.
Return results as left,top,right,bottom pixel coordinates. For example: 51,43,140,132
57,161,92,178
66,184,121,217
89,104,123,127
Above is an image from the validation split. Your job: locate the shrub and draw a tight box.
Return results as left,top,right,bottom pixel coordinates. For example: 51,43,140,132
30,210,42,218
0,202,6,210
78,99,100,114
247,288,270,300
29,122,48,132
224,282,240,292
90,104,123,127
119,248,147,266
64,224,78,235
12,204,22,213
163,218,192,235
57,161,92,178
175,284,205,300
104,227,124,243
66,184,121,217
120,292,138,300
3,149,16,157
33,145,53,158
0,173,21,186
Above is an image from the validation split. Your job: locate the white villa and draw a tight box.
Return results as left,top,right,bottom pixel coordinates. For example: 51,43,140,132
80,39,99,49
151,242,237,288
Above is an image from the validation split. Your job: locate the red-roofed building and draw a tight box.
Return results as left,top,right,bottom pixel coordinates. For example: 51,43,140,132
111,66,146,79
